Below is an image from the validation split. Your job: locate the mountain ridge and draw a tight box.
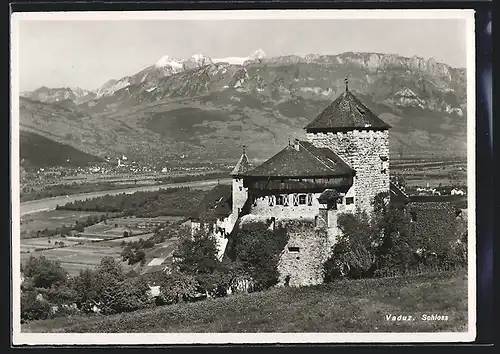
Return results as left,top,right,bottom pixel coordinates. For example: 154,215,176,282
19,51,467,165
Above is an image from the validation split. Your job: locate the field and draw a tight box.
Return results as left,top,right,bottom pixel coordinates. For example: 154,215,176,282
20,233,178,277
22,270,468,333
20,210,111,237
19,209,182,276
391,158,467,188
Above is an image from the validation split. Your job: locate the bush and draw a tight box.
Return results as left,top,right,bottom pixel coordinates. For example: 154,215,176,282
21,290,52,322
155,271,198,305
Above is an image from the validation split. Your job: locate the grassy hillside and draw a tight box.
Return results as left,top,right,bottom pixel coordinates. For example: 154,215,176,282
22,270,467,333
20,130,103,168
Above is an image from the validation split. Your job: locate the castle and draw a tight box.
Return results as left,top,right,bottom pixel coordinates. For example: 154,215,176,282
192,80,392,286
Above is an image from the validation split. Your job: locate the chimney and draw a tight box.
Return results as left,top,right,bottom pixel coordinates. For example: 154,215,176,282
294,139,300,151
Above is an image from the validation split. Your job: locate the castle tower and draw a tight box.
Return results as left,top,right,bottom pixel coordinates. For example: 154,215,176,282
304,79,391,215
230,145,251,218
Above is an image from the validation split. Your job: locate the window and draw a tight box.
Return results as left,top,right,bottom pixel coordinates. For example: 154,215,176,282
288,247,300,253
307,193,313,206
276,195,284,205
346,197,354,205
283,195,289,207
268,195,275,206
293,193,299,206
299,194,307,205
380,156,389,174
381,161,388,174
410,211,417,222
239,186,243,191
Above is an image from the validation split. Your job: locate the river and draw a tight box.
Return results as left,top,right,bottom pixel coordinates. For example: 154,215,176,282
20,178,232,216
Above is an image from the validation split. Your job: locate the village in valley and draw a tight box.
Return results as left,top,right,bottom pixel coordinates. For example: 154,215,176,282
17,17,470,334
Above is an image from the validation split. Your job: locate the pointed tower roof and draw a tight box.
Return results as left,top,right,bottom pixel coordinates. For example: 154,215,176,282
230,146,251,176
305,79,391,133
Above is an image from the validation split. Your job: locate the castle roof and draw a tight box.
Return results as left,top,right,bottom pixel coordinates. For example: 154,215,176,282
230,152,251,176
192,184,232,222
242,140,354,178
305,89,391,133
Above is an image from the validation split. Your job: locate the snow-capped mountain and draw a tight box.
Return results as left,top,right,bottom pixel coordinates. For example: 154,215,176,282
23,50,268,100
155,55,184,70
20,51,467,162
22,86,96,104
95,78,132,99
214,49,266,65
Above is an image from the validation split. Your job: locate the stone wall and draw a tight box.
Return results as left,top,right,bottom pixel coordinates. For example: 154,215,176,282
277,221,335,287
307,130,390,216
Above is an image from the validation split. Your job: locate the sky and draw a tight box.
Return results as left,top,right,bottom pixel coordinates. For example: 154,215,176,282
17,18,468,92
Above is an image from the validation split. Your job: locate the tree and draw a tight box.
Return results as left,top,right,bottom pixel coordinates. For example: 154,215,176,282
22,256,68,289
173,230,219,275
233,224,289,291
115,277,151,313
92,257,126,315
324,212,377,280
71,268,99,312
371,199,418,276
121,246,134,263
137,250,147,266
75,223,84,233
155,271,198,305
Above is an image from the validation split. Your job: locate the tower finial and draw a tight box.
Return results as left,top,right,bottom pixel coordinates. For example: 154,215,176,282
345,77,349,91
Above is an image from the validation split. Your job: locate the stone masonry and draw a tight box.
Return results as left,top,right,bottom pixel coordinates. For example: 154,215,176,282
277,221,336,287
307,130,390,216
